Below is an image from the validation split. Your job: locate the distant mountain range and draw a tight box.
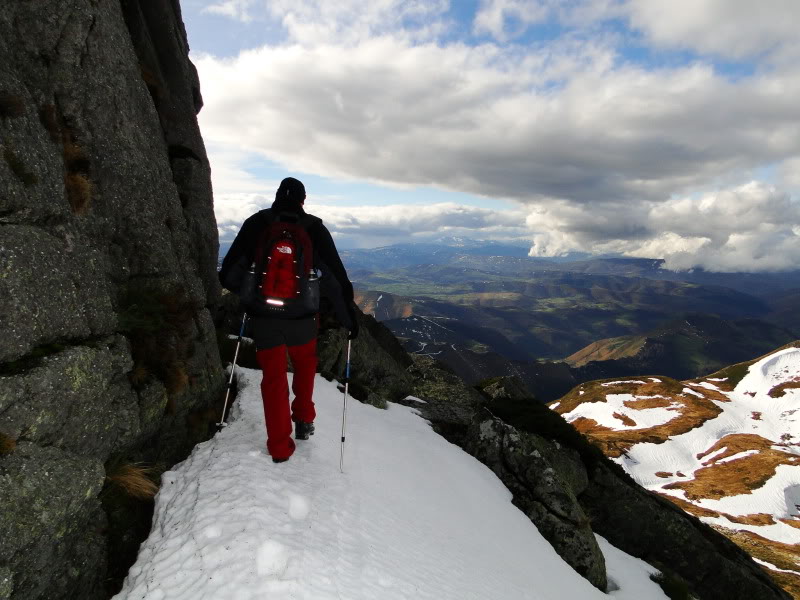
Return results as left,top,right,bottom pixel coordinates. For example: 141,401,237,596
343,240,800,297
355,267,782,357
348,240,799,401
550,342,800,597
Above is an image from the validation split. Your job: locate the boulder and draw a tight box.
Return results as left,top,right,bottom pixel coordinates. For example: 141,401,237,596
463,413,607,591
401,354,484,444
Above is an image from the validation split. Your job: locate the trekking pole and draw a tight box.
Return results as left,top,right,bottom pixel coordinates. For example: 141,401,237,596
216,313,248,432
339,338,353,473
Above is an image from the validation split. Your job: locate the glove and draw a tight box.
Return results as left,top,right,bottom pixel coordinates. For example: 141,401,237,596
347,319,359,340
347,303,359,340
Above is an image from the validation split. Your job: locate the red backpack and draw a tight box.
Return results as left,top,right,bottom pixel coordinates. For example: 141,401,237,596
241,212,320,318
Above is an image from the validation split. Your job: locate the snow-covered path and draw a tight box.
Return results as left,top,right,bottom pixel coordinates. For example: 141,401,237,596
114,368,666,600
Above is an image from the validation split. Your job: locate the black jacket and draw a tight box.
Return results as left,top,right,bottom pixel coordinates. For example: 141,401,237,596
219,198,356,330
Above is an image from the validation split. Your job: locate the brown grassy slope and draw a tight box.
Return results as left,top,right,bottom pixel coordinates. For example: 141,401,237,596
663,434,800,500
661,492,779,526
564,335,647,367
552,377,723,457
770,377,800,398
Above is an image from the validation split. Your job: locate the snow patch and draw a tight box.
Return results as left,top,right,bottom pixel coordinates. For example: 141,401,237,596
693,381,720,391
288,493,310,521
404,395,427,404
753,558,800,576
256,540,289,577
597,535,668,600
563,394,680,431
716,450,759,464
735,348,800,398
113,370,669,599
701,447,729,464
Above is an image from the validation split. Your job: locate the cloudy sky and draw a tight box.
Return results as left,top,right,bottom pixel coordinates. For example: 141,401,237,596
181,0,800,271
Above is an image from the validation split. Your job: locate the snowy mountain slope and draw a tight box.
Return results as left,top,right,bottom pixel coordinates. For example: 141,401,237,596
114,368,668,600
551,343,800,596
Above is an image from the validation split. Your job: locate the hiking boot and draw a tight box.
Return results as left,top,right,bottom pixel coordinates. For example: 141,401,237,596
272,456,289,464
295,421,315,440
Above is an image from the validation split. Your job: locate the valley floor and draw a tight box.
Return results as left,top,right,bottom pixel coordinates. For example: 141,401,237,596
113,369,668,600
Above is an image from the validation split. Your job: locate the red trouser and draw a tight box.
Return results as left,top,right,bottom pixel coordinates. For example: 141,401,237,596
255,338,318,460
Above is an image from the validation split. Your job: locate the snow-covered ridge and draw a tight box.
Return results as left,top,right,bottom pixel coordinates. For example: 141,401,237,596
113,369,668,600
551,344,800,581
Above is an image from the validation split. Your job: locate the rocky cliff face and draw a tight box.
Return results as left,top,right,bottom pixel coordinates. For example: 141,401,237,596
0,2,223,599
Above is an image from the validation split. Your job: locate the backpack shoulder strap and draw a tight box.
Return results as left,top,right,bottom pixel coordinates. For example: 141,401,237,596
300,214,322,228
295,214,322,238
257,208,274,225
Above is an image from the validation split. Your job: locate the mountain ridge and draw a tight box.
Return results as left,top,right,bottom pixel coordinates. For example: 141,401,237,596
550,341,800,597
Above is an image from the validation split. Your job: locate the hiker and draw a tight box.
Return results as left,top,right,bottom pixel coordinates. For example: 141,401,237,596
219,176,358,463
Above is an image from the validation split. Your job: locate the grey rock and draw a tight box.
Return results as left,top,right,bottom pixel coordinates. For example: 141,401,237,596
0,1,224,598
0,568,12,600
318,310,414,408
464,413,607,590
0,443,107,600
119,0,220,304
0,226,116,363
479,375,534,403
400,354,483,443
0,336,139,457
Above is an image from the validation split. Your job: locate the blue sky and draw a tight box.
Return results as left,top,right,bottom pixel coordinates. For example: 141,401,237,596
179,0,800,271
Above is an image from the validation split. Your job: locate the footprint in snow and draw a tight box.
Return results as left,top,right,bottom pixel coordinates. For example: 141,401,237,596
256,539,289,577
288,492,311,520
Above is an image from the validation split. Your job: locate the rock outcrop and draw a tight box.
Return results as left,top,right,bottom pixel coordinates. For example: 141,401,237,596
318,310,415,408
0,2,223,599
465,377,791,600
464,412,608,591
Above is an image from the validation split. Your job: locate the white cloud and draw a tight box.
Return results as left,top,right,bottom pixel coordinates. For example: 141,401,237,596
195,0,800,271
205,145,280,194
319,202,530,248
623,0,800,64
216,196,530,247
203,0,256,23
215,193,272,237
265,0,449,45
196,40,800,204
779,157,800,190
528,182,800,271
471,1,800,64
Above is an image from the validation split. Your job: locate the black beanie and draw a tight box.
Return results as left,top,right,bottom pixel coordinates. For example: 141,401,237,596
276,177,306,204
